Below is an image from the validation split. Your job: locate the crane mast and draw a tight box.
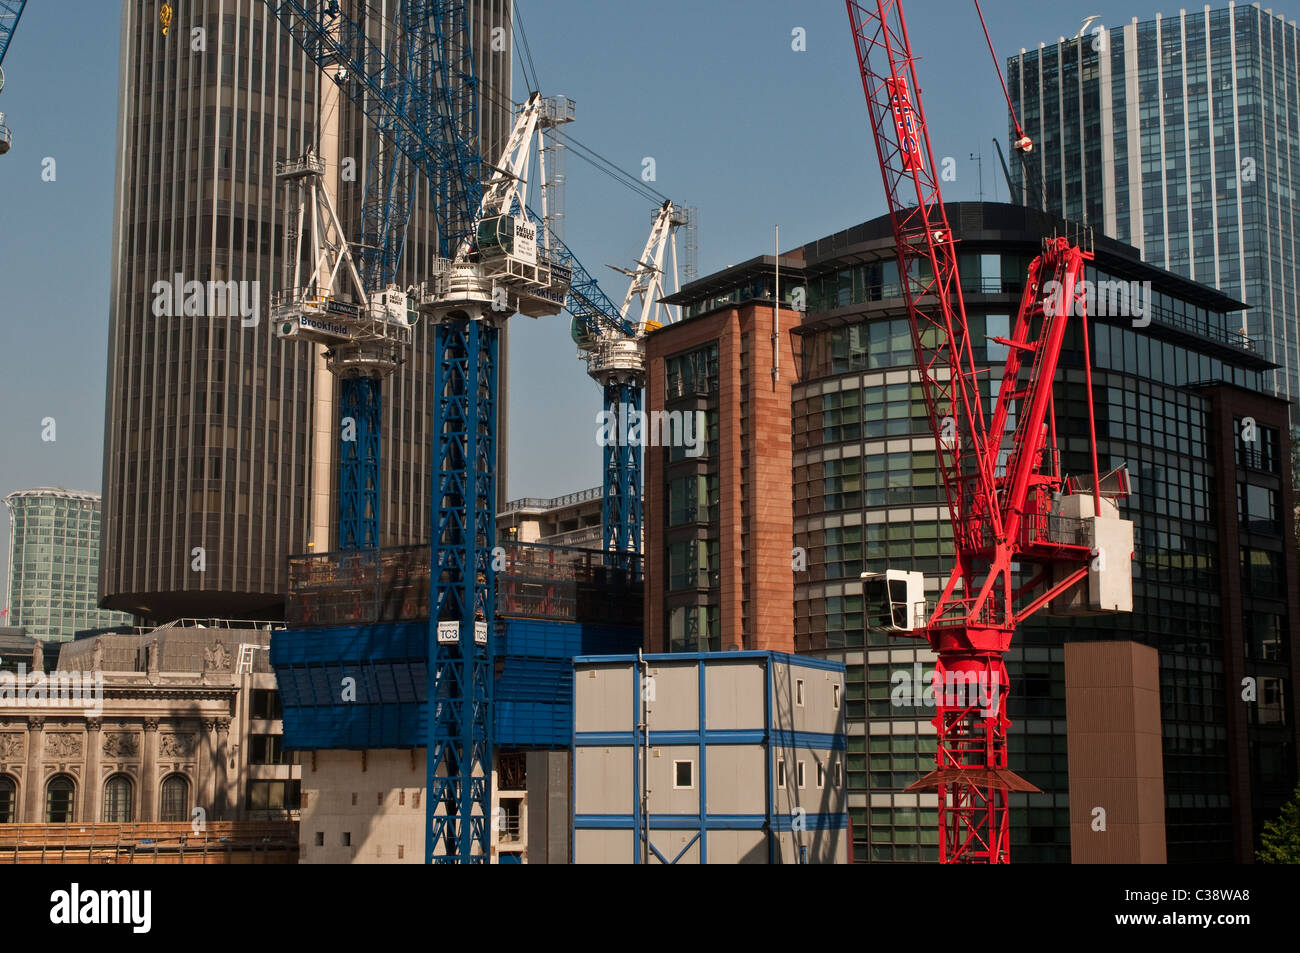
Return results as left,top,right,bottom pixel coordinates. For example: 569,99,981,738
577,199,687,572
845,0,1134,863
265,1,650,862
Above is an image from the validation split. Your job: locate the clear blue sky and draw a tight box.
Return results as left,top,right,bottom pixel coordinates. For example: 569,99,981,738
2,0,1298,592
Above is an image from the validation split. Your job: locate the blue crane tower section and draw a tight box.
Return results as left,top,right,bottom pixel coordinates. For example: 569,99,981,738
261,2,645,862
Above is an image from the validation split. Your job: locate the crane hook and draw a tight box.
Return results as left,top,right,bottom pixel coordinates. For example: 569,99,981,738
161,3,173,36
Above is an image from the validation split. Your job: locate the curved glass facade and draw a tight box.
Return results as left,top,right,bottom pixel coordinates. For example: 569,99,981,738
795,234,1275,862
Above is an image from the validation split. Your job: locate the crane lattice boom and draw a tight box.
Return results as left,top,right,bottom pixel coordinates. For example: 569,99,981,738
846,0,1134,863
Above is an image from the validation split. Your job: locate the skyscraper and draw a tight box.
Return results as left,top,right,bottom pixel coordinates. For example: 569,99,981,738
4,489,133,642
100,1,511,621
1007,4,1300,413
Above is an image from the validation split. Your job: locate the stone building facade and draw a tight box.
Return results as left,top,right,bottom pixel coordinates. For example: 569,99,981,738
0,622,298,826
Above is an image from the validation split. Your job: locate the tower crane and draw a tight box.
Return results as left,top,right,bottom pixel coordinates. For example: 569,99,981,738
575,199,688,572
0,0,28,156
262,1,648,862
845,0,1135,863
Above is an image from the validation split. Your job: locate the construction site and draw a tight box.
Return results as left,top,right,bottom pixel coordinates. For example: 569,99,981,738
0,0,1296,885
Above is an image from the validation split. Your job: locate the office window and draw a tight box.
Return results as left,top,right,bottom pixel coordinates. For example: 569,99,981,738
248,733,287,765
46,776,75,823
103,775,133,823
0,776,15,823
246,780,301,811
249,689,282,720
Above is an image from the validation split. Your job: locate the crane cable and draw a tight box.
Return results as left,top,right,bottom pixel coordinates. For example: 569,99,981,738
972,0,1045,209
474,75,669,207
973,0,1029,151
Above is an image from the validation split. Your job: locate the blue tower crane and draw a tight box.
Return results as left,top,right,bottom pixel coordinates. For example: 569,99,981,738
262,1,650,861
571,200,687,574
0,0,28,156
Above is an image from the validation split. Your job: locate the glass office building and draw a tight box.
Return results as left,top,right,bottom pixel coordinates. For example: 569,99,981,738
4,489,133,642
1007,5,1300,415
790,203,1296,863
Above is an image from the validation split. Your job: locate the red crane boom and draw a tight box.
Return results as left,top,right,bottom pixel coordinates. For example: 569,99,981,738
845,0,1134,863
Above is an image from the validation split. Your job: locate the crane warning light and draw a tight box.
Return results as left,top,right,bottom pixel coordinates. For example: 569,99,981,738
886,77,925,173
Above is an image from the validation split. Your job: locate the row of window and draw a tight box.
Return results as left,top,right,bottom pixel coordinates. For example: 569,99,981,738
0,774,189,824
664,343,719,400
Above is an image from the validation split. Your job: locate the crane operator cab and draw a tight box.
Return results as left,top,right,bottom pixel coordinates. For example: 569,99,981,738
475,213,570,317
861,569,926,633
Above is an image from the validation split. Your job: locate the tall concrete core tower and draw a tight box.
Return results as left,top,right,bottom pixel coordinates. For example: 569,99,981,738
101,0,512,621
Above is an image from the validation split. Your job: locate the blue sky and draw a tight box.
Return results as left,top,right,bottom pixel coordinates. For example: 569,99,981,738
2,0,1298,592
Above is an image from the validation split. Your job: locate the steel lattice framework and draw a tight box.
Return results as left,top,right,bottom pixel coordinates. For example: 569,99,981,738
0,0,27,156
0,0,24,66
571,200,686,572
262,0,493,863
427,316,496,862
846,0,1127,863
337,376,382,549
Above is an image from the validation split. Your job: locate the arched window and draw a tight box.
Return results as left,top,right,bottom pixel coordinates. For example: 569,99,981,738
103,775,133,823
0,776,16,824
46,775,75,823
160,775,188,823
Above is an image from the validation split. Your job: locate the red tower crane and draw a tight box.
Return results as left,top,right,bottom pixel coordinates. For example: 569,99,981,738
845,0,1135,863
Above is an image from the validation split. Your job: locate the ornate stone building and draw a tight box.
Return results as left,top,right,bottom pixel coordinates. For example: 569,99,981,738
0,622,298,826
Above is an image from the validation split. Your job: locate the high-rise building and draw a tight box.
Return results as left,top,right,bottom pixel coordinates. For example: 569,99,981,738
100,1,512,622
646,202,1300,863
3,488,133,642
1007,4,1300,413
646,257,803,653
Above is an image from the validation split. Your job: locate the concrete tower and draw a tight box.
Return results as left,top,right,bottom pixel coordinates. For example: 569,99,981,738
101,0,512,621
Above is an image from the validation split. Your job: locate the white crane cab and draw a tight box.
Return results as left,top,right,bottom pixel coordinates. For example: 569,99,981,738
861,569,926,633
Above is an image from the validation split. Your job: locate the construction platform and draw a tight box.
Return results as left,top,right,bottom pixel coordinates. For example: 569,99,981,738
271,542,644,751
0,821,298,864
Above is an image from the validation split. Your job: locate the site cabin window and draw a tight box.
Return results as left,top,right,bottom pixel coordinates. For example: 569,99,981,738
778,760,787,787
834,761,843,787
797,761,807,789
673,760,695,790
314,831,324,846
796,679,805,706
817,764,826,789
833,684,841,709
